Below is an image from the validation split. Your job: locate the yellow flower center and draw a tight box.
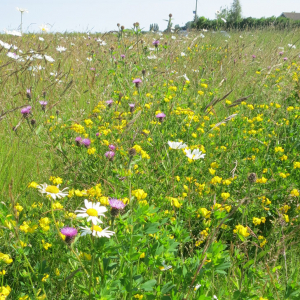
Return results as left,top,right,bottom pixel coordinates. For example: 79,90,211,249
86,208,98,217
92,225,102,232
45,185,59,194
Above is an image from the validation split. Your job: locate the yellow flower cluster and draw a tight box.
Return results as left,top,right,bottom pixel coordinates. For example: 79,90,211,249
233,225,250,237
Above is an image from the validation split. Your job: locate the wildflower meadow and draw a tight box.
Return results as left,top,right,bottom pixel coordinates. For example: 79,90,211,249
0,23,300,300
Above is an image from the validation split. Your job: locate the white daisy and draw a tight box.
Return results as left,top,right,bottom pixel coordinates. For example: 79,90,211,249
184,148,206,160
168,141,187,150
80,225,115,238
56,46,67,53
159,261,172,271
194,284,201,291
38,183,68,200
16,7,28,13
75,199,107,225
181,52,186,56
39,37,44,41
40,24,49,32
44,55,55,62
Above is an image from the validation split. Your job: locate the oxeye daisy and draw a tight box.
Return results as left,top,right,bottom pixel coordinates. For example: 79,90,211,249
80,225,115,238
38,183,68,200
75,199,107,225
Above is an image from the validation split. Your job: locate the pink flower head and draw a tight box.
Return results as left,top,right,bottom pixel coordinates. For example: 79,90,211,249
105,151,115,160
109,144,116,151
252,55,256,59
96,132,100,137
152,40,160,47
39,101,48,111
133,78,142,88
129,103,135,112
21,106,32,117
279,51,284,56
121,54,125,59
283,57,288,61
156,112,166,122
106,99,113,107
82,138,91,148
109,198,126,210
61,227,78,244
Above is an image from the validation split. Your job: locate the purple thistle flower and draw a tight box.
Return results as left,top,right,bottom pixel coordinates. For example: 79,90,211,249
96,132,100,137
152,40,160,47
109,198,126,216
109,198,126,210
21,106,32,117
75,136,82,146
39,101,48,111
106,99,113,107
133,78,142,88
61,227,78,244
109,144,116,151
129,103,135,113
121,54,125,59
90,67,95,71
81,138,91,148
105,151,115,161
156,112,166,122
252,55,256,59
26,88,32,100
279,51,284,56
283,57,288,61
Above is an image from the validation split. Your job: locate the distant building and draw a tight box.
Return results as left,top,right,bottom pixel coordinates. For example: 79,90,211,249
280,12,300,21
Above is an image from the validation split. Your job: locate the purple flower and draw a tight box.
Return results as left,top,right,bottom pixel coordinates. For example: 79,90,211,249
109,198,126,210
252,55,256,59
106,99,113,107
279,51,284,56
121,54,125,59
81,138,91,148
39,101,48,111
75,136,82,146
283,57,288,61
133,78,142,88
90,67,95,71
96,132,100,137
156,112,166,122
105,151,115,160
129,103,135,113
152,40,160,47
109,144,116,151
26,88,32,100
109,198,126,216
21,106,32,117
61,227,78,244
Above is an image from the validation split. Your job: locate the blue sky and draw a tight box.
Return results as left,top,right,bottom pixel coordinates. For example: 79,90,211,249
0,0,299,33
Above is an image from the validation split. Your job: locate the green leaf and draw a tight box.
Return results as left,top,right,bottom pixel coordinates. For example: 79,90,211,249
161,282,176,294
243,259,254,269
145,223,159,234
140,279,157,292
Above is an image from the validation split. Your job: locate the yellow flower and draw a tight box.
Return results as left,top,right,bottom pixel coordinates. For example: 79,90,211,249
283,214,289,223
0,270,5,275
0,286,11,299
290,189,299,197
233,225,249,237
39,217,50,232
210,162,219,169
49,176,63,185
221,192,230,200
134,295,143,299
0,253,13,264
222,179,232,186
256,177,268,184
55,268,60,276
274,146,284,153
41,274,49,282
42,240,52,250
87,147,96,155
15,203,23,212
198,90,204,96
211,176,222,185
79,252,92,260
132,189,147,200
209,168,216,175
28,181,39,188
19,295,30,300
52,202,64,210
253,217,262,226
198,208,211,219
20,241,27,248
280,155,287,161
140,252,145,259
293,161,300,169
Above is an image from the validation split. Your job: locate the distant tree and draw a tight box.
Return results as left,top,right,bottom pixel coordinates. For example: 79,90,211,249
228,0,242,22
149,23,159,32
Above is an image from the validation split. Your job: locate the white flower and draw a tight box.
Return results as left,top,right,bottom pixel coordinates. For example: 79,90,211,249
40,24,49,32
171,36,176,40
194,284,201,291
80,226,115,238
0,40,12,49
158,32,163,36
50,72,58,76
147,55,157,60
183,74,189,81
216,10,220,15
56,46,67,53
288,44,296,49
200,33,205,38
168,141,187,149
202,29,208,32
38,183,68,200
75,199,107,225
33,54,43,59
39,37,44,41
181,52,186,56
213,296,218,300
7,52,20,60
184,148,205,160
221,18,227,23
5,30,22,37
44,55,55,62
149,47,155,51
86,57,92,61
159,261,172,271
16,7,28,13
